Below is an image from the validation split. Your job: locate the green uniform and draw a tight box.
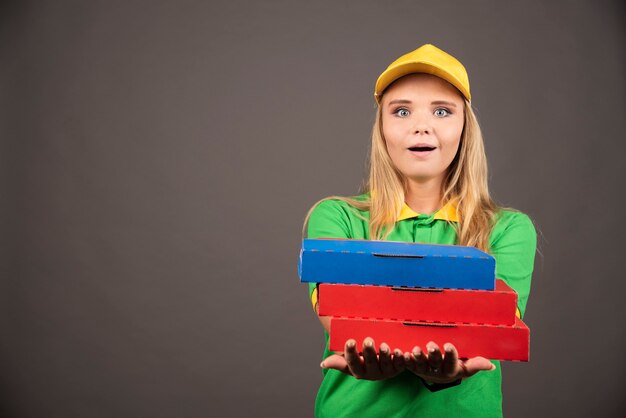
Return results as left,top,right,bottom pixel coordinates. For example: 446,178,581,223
306,195,536,418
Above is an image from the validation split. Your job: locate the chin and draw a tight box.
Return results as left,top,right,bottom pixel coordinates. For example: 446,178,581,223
404,172,446,184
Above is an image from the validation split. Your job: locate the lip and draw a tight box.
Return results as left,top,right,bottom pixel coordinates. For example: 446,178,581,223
408,142,437,150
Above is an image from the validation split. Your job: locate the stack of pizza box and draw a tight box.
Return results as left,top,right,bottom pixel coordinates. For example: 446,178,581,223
299,238,529,361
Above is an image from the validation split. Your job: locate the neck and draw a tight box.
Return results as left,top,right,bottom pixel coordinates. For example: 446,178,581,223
404,177,444,214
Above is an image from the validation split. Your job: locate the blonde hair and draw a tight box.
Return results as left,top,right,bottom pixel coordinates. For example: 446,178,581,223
303,97,498,252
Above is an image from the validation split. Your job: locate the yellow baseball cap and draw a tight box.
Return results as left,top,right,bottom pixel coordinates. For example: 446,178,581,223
374,44,471,103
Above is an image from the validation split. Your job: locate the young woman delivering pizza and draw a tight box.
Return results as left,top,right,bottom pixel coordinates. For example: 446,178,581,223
303,44,536,417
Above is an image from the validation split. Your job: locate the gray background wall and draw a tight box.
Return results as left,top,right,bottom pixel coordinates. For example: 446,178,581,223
1,1,624,417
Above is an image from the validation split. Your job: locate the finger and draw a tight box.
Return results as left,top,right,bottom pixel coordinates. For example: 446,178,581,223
344,339,365,376
320,354,351,375
392,348,406,372
362,338,380,375
426,341,443,374
412,346,429,374
379,342,394,375
403,351,413,370
441,343,459,376
462,356,496,378
404,347,417,373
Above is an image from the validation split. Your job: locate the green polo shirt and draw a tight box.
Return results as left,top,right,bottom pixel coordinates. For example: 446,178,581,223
306,195,536,418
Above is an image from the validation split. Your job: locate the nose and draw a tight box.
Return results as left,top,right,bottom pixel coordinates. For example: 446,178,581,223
412,112,432,135
412,121,431,135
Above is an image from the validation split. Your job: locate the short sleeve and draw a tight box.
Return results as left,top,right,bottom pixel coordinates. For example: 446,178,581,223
305,199,354,303
489,211,537,318
307,199,354,240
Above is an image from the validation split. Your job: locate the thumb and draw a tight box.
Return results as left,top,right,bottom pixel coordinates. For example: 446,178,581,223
461,357,496,377
321,354,351,374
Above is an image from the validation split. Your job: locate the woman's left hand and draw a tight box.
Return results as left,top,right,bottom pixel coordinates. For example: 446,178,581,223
404,341,495,384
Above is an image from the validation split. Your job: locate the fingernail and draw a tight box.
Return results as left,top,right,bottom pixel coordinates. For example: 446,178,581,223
444,344,452,353
412,348,420,356
365,339,373,348
490,364,496,371
320,361,325,368
347,340,356,349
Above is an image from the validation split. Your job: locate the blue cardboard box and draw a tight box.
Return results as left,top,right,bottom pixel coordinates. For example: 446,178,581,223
298,238,495,290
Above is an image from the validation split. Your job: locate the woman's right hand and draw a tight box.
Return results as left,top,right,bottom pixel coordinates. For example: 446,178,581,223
320,337,407,381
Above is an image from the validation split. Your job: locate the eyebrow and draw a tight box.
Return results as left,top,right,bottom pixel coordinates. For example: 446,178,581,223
387,99,458,108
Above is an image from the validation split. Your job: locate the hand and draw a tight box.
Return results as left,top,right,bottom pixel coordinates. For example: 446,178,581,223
404,341,495,384
320,337,406,381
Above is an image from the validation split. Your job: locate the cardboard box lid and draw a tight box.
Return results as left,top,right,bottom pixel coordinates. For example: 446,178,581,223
299,238,496,290
318,279,518,325
329,316,530,361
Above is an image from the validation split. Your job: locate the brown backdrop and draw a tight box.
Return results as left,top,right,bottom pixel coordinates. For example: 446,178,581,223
1,1,625,417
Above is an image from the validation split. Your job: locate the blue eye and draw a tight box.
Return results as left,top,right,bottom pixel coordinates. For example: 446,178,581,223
434,108,450,117
395,108,410,117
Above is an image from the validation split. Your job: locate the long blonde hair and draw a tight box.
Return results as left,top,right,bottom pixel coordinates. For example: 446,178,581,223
303,98,498,252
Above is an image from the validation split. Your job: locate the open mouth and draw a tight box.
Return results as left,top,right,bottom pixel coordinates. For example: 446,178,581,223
408,146,436,152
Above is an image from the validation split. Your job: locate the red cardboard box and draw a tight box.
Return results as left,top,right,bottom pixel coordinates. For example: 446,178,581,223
318,280,518,326
329,317,529,361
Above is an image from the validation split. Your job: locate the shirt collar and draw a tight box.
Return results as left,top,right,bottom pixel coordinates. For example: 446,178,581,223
398,201,459,222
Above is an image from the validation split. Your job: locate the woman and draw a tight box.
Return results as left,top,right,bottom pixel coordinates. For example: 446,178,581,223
304,44,537,417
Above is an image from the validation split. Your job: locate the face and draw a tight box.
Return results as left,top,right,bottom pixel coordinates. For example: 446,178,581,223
381,73,465,186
